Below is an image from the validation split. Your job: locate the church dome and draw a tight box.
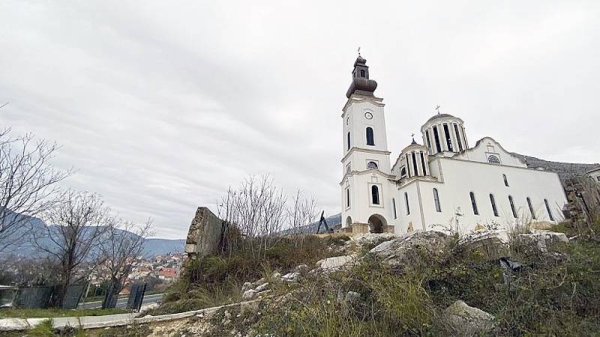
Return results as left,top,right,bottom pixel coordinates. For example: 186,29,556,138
425,113,460,124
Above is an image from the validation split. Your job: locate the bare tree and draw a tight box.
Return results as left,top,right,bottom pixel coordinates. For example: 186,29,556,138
0,130,71,253
98,218,154,309
33,190,111,307
287,189,318,247
218,175,287,258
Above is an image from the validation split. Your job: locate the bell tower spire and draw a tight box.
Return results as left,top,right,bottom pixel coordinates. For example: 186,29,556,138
346,54,378,98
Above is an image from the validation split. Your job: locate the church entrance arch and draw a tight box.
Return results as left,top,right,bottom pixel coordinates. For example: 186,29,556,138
368,214,387,233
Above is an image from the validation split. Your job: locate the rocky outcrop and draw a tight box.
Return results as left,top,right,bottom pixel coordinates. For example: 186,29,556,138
369,231,451,270
517,232,569,253
316,255,357,272
456,230,510,261
442,300,495,336
184,207,227,259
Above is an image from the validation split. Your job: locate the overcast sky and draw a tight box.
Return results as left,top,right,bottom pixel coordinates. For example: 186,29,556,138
1,1,598,239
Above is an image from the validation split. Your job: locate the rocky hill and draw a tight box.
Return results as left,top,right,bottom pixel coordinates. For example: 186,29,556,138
512,152,599,182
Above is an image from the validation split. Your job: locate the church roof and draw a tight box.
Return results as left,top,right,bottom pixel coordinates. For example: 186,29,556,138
426,113,458,124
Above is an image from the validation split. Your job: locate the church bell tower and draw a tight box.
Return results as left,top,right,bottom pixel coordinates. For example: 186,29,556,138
340,54,393,233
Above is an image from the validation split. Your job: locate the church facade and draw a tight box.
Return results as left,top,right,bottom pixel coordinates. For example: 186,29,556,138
340,55,567,234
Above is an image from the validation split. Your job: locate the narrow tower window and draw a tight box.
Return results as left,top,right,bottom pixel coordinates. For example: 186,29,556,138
544,199,554,221
371,185,380,205
490,194,498,217
432,126,442,153
405,157,411,178
470,192,479,215
527,197,536,220
404,192,410,215
347,132,351,151
346,188,350,208
443,124,453,152
392,198,397,219
411,152,419,176
360,69,366,77
425,131,432,153
454,124,463,151
420,152,428,175
366,127,374,146
503,174,509,187
509,195,517,218
433,188,441,212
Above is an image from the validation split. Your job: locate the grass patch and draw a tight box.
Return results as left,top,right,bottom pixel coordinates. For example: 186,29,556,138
0,307,126,318
153,235,340,315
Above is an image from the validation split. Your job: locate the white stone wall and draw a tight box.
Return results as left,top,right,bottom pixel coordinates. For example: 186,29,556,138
419,157,567,233
341,171,395,228
452,137,527,168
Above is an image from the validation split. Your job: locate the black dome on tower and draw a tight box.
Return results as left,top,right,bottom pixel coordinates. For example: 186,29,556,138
346,55,378,98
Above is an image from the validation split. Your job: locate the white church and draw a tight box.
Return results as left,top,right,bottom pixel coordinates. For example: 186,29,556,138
340,55,568,234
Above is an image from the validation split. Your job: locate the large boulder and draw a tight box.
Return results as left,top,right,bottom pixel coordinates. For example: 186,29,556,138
456,230,510,261
517,231,568,253
352,233,397,248
442,300,495,336
316,254,357,272
184,207,227,259
369,231,451,269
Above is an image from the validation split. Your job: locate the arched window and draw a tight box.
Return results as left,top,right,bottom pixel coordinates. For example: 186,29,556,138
347,132,351,150
527,197,536,220
470,192,479,215
509,195,517,218
400,167,407,177
346,188,350,208
367,161,378,169
392,198,397,219
490,194,498,217
503,174,509,187
488,155,500,164
366,127,374,146
371,185,380,205
433,126,442,153
404,192,410,215
433,188,441,212
420,152,428,175
360,69,366,77
443,123,453,151
544,199,554,221
411,152,418,176
454,124,463,151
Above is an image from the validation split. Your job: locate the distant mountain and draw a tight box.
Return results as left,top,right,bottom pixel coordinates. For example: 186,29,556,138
512,153,599,183
0,213,184,258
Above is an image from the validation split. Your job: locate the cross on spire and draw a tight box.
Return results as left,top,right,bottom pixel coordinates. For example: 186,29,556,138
357,47,361,56
435,105,441,115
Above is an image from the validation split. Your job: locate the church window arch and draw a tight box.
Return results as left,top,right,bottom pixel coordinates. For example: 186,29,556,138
503,174,509,187
360,69,366,77
367,161,378,169
411,152,418,176
366,127,375,146
404,192,410,215
420,152,427,175
527,197,536,220
454,124,464,151
433,188,441,212
425,131,432,152
544,199,554,221
371,185,380,205
470,192,479,215
488,155,501,164
400,167,407,178
432,126,442,153
443,123,453,152
347,132,351,151
346,188,350,208
392,198,397,219
490,194,499,217
509,195,517,218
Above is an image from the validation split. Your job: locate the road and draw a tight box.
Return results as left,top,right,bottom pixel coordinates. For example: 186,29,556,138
78,293,163,310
